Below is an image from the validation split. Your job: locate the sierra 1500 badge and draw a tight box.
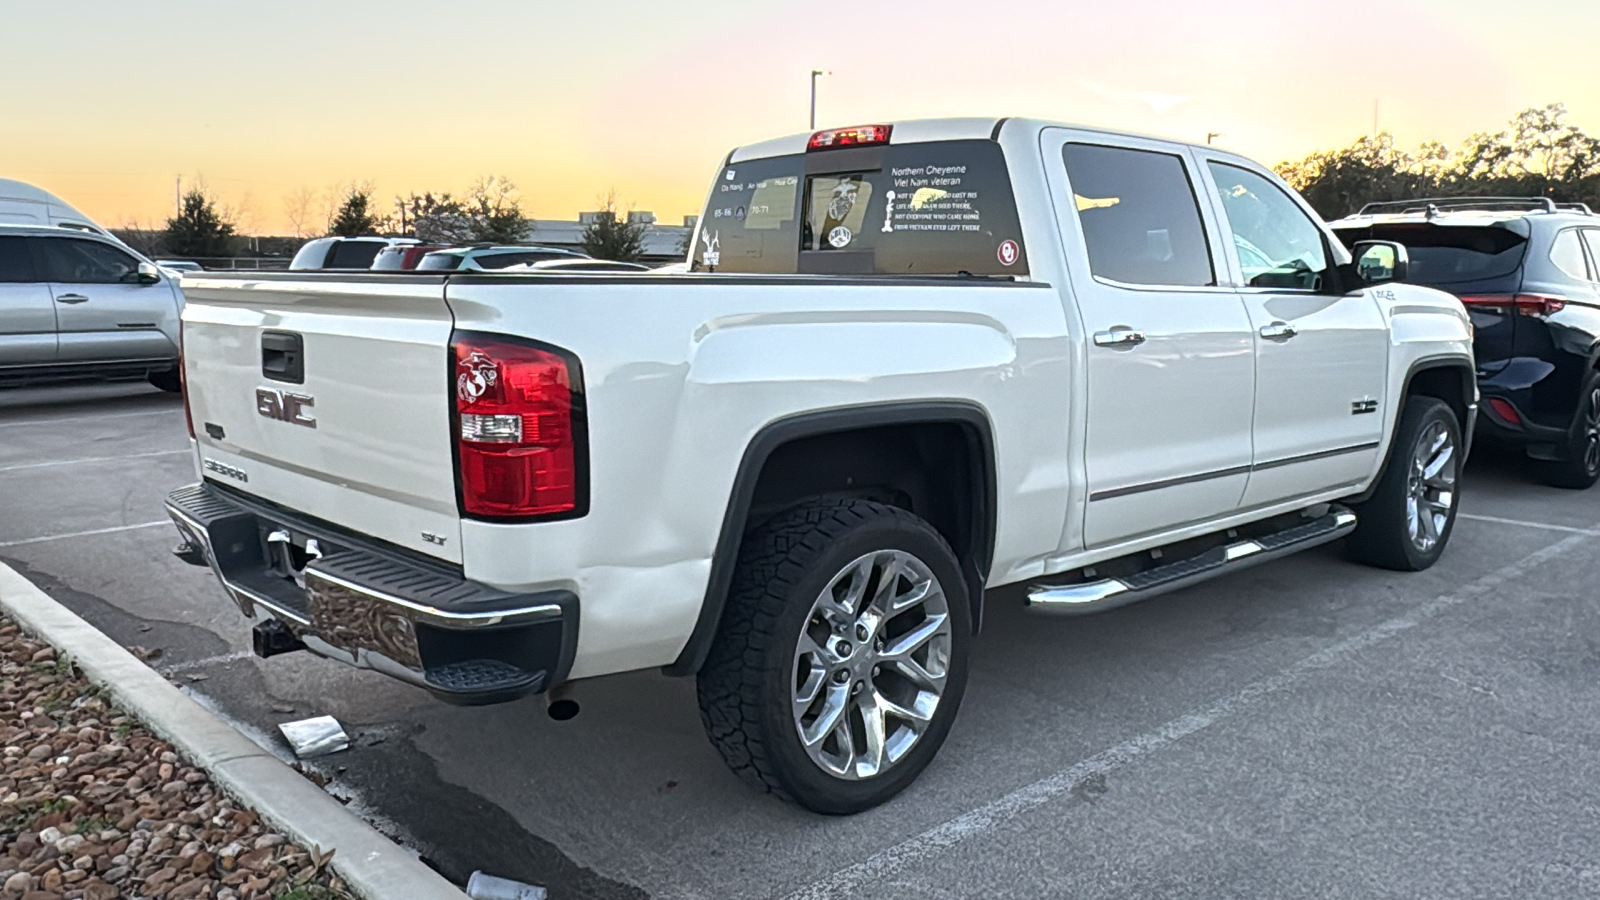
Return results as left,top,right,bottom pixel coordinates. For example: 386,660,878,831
457,350,500,404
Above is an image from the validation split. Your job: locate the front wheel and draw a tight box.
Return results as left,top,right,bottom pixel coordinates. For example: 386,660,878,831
696,499,971,814
1346,396,1462,571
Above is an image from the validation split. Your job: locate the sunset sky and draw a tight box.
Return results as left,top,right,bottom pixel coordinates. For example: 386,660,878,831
6,0,1597,235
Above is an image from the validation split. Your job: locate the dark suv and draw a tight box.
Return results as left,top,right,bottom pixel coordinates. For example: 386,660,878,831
1332,198,1600,488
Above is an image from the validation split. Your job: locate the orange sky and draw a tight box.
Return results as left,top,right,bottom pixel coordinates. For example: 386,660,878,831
5,0,1597,235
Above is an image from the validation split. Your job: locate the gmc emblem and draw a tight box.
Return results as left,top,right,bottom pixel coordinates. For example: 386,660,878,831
256,387,317,429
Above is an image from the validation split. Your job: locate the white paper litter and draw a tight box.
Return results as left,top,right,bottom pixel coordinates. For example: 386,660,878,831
277,715,350,758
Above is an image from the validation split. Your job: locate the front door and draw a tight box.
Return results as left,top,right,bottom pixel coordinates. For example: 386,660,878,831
1045,130,1257,548
33,236,176,363
1198,159,1388,507
0,235,57,366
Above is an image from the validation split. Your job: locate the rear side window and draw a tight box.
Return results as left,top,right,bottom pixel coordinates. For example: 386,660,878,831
1551,230,1591,280
0,236,35,282
696,140,1027,276
1333,223,1529,287
1062,144,1213,287
326,240,384,269
34,237,139,283
1583,231,1600,279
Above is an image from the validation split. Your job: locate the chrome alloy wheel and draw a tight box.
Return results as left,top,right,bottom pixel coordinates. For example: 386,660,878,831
791,550,953,781
1406,420,1457,553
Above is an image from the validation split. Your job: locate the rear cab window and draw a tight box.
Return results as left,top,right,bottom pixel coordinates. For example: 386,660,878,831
695,139,1027,276
326,240,384,269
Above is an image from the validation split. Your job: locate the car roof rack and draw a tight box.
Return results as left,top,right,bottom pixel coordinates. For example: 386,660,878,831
1355,196,1570,218
1556,202,1596,215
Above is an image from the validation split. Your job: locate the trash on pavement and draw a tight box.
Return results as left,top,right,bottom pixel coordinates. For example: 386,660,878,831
467,871,548,900
277,715,350,758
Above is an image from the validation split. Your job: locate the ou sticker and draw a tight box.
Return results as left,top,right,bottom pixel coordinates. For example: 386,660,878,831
997,239,1020,266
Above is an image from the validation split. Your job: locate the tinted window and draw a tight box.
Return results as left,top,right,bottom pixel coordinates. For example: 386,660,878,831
35,237,140,283
472,251,574,269
1551,230,1591,280
1332,223,1529,287
1207,163,1328,291
416,253,463,271
697,140,1028,275
326,240,385,269
1063,144,1213,287
0,237,35,282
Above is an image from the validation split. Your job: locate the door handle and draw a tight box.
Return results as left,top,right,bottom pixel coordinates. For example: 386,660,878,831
1259,321,1298,341
1093,327,1147,349
54,293,89,304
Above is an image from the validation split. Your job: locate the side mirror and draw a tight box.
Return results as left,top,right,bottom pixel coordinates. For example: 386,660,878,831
1351,240,1408,285
135,261,162,285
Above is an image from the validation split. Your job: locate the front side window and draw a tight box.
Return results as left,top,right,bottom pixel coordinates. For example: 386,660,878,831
1062,144,1214,287
416,253,463,271
1207,163,1329,291
0,237,36,282
35,238,140,284
1552,230,1592,280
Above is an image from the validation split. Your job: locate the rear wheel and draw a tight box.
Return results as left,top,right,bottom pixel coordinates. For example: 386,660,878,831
696,499,971,814
1347,396,1461,571
148,368,181,393
1534,371,1600,490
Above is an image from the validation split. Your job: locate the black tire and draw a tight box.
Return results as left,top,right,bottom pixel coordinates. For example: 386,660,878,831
696,499,971,815
1534,371,1600,490
1346,396,1462,571
148,368,182,393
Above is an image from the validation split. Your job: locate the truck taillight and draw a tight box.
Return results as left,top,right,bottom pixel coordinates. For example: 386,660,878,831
1458,293,1567,316
451,332,586,520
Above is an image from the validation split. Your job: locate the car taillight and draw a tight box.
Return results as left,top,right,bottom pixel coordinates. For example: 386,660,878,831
1458,293,1567,316
1487,397,1523,426
452,332,586,519
808,124,892,151
179,320,194,438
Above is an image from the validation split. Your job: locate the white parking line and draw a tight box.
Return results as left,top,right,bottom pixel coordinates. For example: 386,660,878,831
0,408,180,428
0,449,190,474
784,530,1593,900
0,521,170,549
1458,512,1600,536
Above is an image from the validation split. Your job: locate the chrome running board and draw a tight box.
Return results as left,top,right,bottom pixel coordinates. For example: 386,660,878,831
1028,507,1358,616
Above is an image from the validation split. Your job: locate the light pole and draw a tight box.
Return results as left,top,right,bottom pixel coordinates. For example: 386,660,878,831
810,70,830,129
1206,132,1224,145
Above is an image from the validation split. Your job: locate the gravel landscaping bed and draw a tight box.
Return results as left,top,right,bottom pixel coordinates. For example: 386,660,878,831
0,614,353,900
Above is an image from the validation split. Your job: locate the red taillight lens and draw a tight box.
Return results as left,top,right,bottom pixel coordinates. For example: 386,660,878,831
1458,293,1567,316
179,320,194,439
808,124,892,151
452,333,585,519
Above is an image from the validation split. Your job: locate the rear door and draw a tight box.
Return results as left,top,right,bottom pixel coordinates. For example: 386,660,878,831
0,235,57,365
180,275,463,562
1044,129,1257,548
1198,159,1388,506
33,235,177,363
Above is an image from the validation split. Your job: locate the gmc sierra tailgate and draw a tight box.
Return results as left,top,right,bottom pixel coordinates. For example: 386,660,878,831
179,275,462,563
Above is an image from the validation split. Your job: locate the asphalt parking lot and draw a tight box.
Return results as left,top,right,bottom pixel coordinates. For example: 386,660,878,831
3,380,1599,899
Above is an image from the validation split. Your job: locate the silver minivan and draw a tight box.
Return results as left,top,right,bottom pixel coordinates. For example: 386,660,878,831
0,225,184,391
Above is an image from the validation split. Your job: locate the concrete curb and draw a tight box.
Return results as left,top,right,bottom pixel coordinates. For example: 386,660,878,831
0,561,468,900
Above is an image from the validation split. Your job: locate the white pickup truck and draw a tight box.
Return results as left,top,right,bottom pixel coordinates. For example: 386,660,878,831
165,118,1475,813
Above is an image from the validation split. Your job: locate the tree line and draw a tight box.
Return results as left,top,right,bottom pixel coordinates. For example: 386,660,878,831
136,177,654,262
1276,104,1600,220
